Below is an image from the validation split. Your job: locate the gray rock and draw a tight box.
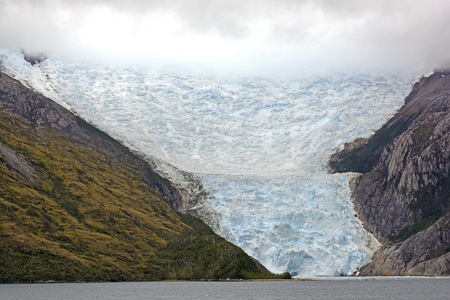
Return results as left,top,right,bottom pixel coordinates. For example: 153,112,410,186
0,141,40,186
359,214,450,276
330,71,450,276
21,49,47,66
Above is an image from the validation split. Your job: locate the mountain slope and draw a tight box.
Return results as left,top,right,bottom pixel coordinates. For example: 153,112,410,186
0,71,285,282
329,70,450,275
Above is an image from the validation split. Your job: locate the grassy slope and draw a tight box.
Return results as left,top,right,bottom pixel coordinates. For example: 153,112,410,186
0,107,286,282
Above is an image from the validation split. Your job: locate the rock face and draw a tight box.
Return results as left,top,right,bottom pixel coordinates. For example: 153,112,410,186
21,50,47,66
0,141,40,186
330,70,450,276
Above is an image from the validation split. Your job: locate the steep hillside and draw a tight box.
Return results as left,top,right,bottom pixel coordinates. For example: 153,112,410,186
0,71,286,282
329,70,450,275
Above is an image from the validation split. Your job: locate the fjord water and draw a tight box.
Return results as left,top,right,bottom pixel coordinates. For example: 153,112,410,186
1,278,450,300
0,49,415,277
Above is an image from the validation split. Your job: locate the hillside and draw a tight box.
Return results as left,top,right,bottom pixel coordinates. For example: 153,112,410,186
0,71,286,282
329,70,450,275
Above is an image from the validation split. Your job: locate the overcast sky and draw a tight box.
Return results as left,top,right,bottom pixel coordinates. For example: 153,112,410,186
1,0,449,76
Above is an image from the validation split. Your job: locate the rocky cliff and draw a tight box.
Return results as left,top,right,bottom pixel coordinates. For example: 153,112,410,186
329,70,450,276
0,71,284,282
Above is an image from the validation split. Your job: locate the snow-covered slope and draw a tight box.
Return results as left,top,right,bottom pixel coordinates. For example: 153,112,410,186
0,49,416,277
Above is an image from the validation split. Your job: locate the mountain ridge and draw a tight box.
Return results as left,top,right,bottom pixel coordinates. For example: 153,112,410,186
329,70,450,276
0,71,286,282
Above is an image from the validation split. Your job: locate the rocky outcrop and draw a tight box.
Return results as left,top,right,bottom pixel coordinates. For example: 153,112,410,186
0,71,89,139
21,50,47,66
0,141,41,186
330,70,450,276
360,214,450,276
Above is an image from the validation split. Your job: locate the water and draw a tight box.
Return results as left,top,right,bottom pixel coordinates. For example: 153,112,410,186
1,278,449,300
0,49,417,277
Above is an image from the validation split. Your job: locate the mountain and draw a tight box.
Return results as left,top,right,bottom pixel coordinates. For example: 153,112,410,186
0,71,288,282
329,70,450,276
1,49,417,277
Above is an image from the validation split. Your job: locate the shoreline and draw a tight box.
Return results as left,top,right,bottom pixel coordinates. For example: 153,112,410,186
4,276,450,285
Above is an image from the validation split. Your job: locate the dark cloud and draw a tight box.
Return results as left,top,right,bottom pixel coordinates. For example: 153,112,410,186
0,0,449,76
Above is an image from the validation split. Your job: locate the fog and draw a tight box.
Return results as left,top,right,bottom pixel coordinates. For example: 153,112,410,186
1,0,449,76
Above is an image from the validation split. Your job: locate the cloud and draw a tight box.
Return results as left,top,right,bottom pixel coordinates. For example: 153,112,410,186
1,0,449,76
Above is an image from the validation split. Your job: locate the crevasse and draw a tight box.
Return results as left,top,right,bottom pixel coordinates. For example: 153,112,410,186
0,49,416,277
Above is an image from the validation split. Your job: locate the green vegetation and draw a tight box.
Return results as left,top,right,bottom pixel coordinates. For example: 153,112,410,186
0,108,286,282
158,213,272,280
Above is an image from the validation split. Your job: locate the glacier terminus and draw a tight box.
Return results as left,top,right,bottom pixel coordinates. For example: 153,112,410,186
0,49,416,277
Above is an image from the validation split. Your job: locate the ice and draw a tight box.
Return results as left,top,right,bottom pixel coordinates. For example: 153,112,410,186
195,171,381,276
0,49,416,277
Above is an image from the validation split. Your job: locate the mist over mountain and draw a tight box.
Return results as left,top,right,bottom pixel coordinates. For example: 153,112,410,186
1,0,450,76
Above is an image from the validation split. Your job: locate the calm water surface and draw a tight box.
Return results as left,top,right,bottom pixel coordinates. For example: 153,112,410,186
1,278,449,300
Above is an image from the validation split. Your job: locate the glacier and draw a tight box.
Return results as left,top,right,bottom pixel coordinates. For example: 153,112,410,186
0,49,416,277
